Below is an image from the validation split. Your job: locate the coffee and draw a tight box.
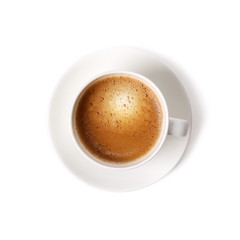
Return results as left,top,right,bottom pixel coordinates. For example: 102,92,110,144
73,74,164,164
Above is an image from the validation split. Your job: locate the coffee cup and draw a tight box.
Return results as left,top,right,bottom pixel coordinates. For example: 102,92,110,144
71,71,188,170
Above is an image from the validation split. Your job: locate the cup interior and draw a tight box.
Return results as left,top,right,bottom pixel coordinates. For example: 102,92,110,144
71,71,169,170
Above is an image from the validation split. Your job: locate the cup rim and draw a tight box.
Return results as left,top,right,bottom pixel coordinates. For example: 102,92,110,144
70,71,169,170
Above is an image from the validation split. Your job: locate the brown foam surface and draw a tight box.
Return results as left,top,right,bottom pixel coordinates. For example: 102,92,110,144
75,75,163,163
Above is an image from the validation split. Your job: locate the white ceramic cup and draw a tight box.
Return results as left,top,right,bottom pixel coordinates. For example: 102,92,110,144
71,71,188,170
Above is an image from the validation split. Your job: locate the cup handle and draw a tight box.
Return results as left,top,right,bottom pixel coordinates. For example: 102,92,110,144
168,117,189,137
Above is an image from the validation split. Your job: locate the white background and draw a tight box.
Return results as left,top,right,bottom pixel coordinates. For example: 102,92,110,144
0,0,240,239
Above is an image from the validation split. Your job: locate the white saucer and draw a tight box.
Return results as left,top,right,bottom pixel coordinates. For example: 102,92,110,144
49,47,192,191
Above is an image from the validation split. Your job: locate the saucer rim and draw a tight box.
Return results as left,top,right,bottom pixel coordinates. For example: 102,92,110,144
49,46,192,192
